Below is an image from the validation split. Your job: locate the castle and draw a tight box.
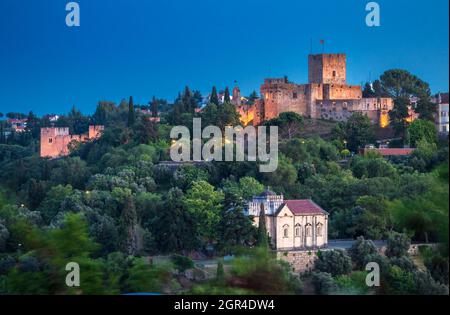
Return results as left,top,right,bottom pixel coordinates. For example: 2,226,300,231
40,125,104,158
247,189,328,250
235,53,393,127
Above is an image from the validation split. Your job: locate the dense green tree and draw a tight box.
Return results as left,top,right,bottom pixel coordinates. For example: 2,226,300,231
183,181,224,243
265,111,304,140
217,206,257,252
153,188,200,253
415,96,437,121
332,112,375,152
406,119,437,147
379,69,430,99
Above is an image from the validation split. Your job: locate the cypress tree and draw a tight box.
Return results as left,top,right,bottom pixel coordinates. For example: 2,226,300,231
257,204,269,249
216,260,225,285
127,96,135,127
210,86,219,105
121,196,139,255
151,96,158,117
224,87,231,103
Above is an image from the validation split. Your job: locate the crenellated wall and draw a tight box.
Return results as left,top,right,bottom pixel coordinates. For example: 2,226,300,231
40,125,104,158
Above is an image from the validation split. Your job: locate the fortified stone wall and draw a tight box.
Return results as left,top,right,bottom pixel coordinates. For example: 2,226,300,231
40,125,104,158
322,84,362,100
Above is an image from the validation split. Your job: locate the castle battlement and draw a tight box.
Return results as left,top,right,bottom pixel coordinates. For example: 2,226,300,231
40,125,104,158
237,53,394,128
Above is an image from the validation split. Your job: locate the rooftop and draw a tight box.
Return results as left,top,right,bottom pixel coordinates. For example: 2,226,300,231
282,200,328,215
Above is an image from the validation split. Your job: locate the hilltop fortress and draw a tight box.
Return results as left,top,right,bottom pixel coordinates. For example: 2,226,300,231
40,125,104,158
235,53,393,127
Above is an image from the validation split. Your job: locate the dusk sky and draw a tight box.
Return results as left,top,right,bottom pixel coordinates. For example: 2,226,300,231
0,0,448,116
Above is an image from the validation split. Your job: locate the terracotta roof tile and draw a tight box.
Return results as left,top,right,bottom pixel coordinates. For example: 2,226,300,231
283,200,327,215
377,148,415,156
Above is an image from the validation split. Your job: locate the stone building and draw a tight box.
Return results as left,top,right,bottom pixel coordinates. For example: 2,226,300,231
247,189,328,250
237,53,393,127
40,125,104,158
433,92,449,135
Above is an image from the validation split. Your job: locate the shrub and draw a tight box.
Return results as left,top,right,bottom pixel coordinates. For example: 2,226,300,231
170,254,194,273
385,232,411,258
349,237,378,269
311,272,338,295
314,249,352,276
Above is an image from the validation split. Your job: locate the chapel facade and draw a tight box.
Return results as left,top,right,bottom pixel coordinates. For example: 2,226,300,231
247,189,328,251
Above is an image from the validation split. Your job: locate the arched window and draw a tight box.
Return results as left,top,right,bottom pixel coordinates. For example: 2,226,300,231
305,224,312,237
283,225,289,238
316,223,323,237
295,224,301,237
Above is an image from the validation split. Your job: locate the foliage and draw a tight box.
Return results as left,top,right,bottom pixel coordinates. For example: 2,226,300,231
332,112,374,152
314,249,352,276
407,119,437,147
348,237,378,269
385,232,411,258
170,254,194,273
311,272,338,295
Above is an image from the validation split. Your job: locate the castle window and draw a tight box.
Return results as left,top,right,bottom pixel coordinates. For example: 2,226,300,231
332,70,336,77
295,224,301,237
293,92,298,99
48,138,53,143
283,225,289,238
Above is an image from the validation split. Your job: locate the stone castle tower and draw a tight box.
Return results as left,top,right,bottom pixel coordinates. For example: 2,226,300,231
242,53,393,127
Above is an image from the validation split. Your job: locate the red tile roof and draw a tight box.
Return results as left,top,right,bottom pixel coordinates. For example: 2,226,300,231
376,148,415,156
282,200,328,215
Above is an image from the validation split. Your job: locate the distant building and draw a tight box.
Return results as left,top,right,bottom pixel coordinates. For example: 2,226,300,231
360,147,416,157
236,53,394,127
247,189,328,250
40,125,104,158
434,92,449,135
7,118,27,132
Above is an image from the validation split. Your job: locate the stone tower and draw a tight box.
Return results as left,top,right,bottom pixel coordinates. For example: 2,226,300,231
308,54,347,84
232,86,241,107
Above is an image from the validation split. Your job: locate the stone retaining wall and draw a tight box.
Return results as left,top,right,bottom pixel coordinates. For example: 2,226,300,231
278,243,438,274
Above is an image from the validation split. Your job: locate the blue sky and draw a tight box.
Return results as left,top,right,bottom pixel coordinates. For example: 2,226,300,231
0,0,448,116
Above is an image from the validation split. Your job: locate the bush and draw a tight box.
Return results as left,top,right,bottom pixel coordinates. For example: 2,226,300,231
424,254,449,285
412,270,449,295
311,272,338,295
385,232,411,258
349,237,378,269
170,254,194,273
389,256,416,273
334,271,372,295
0,255,15,275
314,249,352,276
